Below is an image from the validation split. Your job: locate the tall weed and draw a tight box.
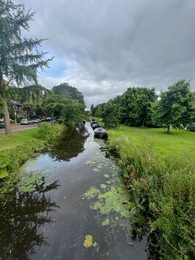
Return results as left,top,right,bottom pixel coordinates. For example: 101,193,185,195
37,122,64,142
108,131,195,259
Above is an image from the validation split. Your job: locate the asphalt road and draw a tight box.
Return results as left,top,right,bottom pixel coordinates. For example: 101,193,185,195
0,123,39,134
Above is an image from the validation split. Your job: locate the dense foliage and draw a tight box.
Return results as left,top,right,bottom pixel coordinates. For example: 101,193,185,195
43,93,85,125
152,80,195,132
9,84,51,119
92,80,195,131
5,83,85,124
52,83,85,105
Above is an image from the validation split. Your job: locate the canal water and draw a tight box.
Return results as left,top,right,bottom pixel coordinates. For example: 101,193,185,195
0,122,148,260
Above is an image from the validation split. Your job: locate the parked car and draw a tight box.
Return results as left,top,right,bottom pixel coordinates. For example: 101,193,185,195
28,119,35,124
187,124,195,131
20,118,28,125
33,118,41,123
94,127,108,139
0,122,5,129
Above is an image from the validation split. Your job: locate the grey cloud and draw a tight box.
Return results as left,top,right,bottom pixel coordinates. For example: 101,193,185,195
15,0,195,106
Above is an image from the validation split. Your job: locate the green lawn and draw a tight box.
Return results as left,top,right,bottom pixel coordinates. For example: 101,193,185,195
0,129,39,150
108,125,195,161
108,125,195,259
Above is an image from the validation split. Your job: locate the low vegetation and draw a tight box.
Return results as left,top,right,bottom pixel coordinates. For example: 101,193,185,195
108,126,195,260
0,123,64,187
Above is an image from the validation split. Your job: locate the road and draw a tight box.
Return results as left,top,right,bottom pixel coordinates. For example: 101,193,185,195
0,123,39,134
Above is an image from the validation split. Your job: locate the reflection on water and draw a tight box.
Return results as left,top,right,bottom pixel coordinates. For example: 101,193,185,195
0,181,59,260
0,123,150,260
48,128,89,161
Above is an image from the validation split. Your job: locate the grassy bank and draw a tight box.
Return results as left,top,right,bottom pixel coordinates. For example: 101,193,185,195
0,123,64,185
108,126,195,260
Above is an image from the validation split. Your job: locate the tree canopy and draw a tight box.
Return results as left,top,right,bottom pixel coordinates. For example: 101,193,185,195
153,80,195,132
52,83,85,105
43,94,85,125
92,87,157,128
91,80,195,133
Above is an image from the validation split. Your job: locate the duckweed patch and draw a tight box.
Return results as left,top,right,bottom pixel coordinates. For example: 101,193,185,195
83,235,93,248
83,235,99,250
92,168,99,172
18,172,45,193
95,186,130,218
102,218,110,226
83,187,100,199
85,160,96,165
100,184,107,189
83,180,131,230
104,174,110,178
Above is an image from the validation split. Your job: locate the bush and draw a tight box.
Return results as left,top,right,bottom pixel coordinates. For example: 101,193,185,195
37,122,63,141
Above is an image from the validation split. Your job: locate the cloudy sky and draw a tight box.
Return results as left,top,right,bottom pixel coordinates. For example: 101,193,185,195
15,0,195,107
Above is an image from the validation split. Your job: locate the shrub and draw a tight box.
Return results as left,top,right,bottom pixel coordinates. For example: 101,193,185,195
37,122,64,142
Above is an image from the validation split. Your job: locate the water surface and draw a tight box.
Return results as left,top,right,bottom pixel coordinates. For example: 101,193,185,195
0,123,148,260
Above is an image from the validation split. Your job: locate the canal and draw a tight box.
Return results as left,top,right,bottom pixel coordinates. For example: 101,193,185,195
0,122,148,260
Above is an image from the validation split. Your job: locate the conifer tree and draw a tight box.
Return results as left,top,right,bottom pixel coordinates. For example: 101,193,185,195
0,0,52,135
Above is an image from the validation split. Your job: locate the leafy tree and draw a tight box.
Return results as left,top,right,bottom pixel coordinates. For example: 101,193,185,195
9,84,50,118
52,83,85,105
43,94,85,124
0,0,52,135
101,98,120,129
118,87,157,126
153,80,194,133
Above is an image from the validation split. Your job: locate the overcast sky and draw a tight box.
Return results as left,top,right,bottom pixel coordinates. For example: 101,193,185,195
15,0,195,107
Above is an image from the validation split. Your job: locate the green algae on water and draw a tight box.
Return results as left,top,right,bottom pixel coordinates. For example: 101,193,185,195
100,184,107,189
83,235,99,250
83,235,93,248
92,168,99,172
97,164,103,169
18,172,45,193
102,218,110,226
85,160,96,165
83,187,100,199
90,185,130,219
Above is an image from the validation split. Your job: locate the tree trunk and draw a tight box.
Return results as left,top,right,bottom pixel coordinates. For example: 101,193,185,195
167,124,170,133
3,93,12,136
0,73,12,136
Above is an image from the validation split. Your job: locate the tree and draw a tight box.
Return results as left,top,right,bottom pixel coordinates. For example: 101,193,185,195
118,87,157,126
52,83,85,105
153,80,195,133
101,98,120,129
0,0,52,135
9,84,51,119
43,94,85,124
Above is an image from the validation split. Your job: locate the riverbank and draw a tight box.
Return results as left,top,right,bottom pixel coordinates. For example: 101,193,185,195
0,123,64,190
107,125,195,260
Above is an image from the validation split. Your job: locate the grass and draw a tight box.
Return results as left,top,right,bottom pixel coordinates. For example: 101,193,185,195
107,125,195,260
0,123,64,182
0,128,40,149
109,125,195,160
